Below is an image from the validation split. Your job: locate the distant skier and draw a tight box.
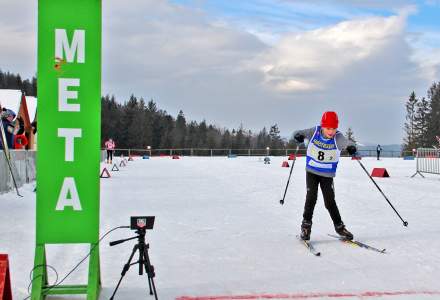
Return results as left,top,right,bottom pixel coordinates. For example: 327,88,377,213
376,144,382,160
294,111,357,241
105,138,116,164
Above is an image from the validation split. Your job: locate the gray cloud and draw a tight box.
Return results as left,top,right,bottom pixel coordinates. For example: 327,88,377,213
0,0,37,78
1,0,438,144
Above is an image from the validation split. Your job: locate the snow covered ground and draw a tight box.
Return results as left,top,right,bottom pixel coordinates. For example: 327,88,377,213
1,156,440,299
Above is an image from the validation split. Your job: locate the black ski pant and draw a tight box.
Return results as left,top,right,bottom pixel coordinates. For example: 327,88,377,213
377,151,380,160
106,149,113,161
302,171,343,226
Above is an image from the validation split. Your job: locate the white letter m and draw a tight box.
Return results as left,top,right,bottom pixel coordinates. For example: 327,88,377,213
55,29,85,63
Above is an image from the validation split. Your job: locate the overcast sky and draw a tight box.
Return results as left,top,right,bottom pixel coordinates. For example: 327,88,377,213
1,0,440,144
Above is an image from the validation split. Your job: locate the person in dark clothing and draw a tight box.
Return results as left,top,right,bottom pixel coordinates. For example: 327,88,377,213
294,111,357,241
0,108,18,150
376,144,382,160
31,120,37,134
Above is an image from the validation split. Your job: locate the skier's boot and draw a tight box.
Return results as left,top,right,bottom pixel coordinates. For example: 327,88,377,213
300,220,312,241
335,223,353,240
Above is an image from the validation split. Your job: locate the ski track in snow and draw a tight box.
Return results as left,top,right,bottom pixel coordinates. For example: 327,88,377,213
1,156,439,299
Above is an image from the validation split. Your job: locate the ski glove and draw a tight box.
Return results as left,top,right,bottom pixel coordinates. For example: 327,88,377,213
346,145,357,155
294,133,305,143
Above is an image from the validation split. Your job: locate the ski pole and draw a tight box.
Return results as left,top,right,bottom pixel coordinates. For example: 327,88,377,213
355,159,408,227
280,145,300,205
0,119,23,197
1,149,23,197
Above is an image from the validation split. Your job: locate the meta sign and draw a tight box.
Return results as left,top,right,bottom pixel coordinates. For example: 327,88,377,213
37,0,101,244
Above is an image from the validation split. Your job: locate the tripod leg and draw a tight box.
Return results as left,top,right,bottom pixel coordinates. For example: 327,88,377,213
139,247,153,295
110,244,139,300
143,247,158,300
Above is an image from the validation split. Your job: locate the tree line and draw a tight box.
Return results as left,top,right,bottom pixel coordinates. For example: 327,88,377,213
101,94,288,150
0,69,37,96
403,82,440,151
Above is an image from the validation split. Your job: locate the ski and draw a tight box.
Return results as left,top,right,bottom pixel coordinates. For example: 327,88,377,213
297,235,321,256
328,234,386,254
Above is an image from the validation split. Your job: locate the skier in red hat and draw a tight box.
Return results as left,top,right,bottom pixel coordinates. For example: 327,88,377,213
294,111,357,241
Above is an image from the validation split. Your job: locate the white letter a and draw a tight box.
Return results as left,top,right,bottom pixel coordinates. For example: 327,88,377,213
56,177,82,211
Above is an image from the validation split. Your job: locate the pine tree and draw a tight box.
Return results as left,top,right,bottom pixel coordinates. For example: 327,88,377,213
245,130,252,149
221,129,232,148
269,124,283,148
101,95,123,146
256,127,269,148
186,121,199,148
414,97,431,147
197,120,208,148
233,124,245,149
123,95,144,148
141,102,153,148
403,91,418,151
345,127,357,145
159,115,175,148
173,110,186,148
427,82,440,146
206,125,220,149
31,76,37,96
268,124,284,155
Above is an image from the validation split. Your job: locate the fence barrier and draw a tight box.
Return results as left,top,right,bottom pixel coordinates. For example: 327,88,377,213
411,148,440,178
110,148,412,158
0,150,36,194
1,148,414,194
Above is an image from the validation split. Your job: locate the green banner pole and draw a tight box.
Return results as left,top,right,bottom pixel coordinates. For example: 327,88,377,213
33,0,101,299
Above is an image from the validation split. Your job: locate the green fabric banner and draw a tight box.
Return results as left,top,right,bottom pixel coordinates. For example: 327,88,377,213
37,0,101,244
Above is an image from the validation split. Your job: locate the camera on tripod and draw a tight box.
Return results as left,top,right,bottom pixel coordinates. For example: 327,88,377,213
109,216,158,300
130,216,155,231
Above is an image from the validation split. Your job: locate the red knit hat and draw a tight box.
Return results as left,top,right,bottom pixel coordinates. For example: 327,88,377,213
321,111,339,128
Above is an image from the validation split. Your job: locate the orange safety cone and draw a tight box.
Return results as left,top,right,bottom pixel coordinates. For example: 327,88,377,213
0,254,12,300
371,168,390,177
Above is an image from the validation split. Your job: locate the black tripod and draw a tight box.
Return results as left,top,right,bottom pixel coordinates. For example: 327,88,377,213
109,229,158,299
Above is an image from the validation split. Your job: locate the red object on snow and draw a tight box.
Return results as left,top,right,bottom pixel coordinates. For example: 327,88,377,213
281,161,289,168
0,254,12,300
288,154,301,160
371,168,390,177
172,155,180,159
351,156,362,160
